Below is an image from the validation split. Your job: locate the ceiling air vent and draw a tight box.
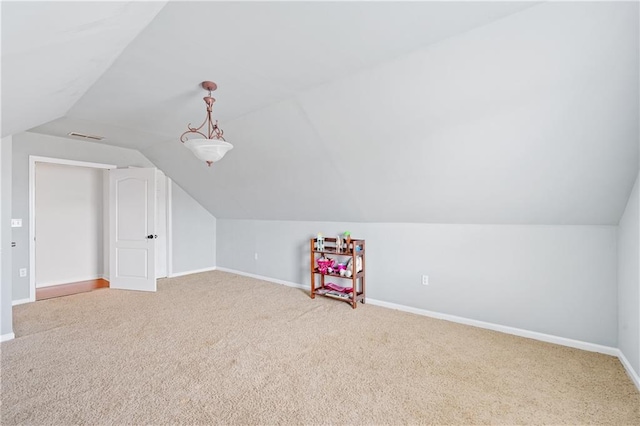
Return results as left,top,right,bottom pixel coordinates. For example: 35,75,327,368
68,132,105,141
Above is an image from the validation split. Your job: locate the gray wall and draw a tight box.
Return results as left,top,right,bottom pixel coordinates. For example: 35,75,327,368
171,181,216,274
11,132,219,300
11,132,156,300
1,136,13,337
218,219,618,347
618,173,640,374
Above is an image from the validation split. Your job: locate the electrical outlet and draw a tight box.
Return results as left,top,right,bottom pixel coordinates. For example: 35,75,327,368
11,219,22,228
422,275,429,286
19,268,27,277
254,252,258,260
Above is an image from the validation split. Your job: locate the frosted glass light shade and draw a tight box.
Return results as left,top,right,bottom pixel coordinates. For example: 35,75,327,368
184,139,233,163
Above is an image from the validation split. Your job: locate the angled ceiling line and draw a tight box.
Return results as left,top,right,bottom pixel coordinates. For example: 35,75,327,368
220,2,543,129
57,1,170,120
292,97,368,221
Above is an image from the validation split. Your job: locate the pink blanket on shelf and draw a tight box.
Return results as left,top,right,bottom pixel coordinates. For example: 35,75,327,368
325,283,353,293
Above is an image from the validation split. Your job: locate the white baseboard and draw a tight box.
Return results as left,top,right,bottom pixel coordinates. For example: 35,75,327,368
617,349,640,392
169,266,217,278
12,298,31,306
215,267,619,358
366,298,618,356
215,267,308,290
1,332,15,342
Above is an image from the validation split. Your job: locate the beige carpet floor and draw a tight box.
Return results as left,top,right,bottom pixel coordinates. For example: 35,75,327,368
1,271,639,425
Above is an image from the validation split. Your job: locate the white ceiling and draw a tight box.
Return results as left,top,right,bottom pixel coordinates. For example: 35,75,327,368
31,1,538,149
4,1,639,225
1,1,166,137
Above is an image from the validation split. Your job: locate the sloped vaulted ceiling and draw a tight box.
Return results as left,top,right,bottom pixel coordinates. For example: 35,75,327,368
6,1,640,225
1,1,167,137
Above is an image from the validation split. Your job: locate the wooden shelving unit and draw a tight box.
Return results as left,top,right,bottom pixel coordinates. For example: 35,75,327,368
310,237,366,309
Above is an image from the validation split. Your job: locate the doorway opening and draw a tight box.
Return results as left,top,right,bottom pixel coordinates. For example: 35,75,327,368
28,157,170,302
29,157,114,301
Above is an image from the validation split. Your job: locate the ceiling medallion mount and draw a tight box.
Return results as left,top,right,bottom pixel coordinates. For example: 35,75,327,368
180,80,233,167
201,81,217,91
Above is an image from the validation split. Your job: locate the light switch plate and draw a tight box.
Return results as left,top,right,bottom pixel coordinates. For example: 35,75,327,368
11,219,22,227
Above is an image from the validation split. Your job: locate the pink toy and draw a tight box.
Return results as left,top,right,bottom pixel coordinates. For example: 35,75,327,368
325,282,353,293
317,258,335,274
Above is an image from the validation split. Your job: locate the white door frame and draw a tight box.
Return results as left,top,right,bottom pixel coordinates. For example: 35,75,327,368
166,177,173,278
28,156,116,303
154,170,168,279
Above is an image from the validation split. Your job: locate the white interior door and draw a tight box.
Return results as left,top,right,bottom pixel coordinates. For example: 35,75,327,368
109,168,157,292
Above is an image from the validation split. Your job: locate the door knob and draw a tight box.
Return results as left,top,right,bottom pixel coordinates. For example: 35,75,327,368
147,234,158,239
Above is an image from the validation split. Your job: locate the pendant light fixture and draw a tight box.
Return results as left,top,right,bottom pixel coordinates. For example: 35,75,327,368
180,81,233,166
